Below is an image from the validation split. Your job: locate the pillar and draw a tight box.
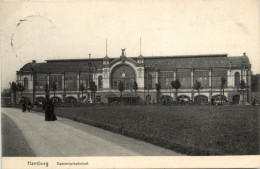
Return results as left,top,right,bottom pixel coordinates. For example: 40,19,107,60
62,72,65,90
247,69,252,103
173,69,176,80
191,68,194,101
77,72,80,90
155,70,158,84
209,67,212,99
191,68,194,88
47,72,50,90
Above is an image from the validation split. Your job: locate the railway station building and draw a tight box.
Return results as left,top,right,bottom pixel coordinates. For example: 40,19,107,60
15,49,252,104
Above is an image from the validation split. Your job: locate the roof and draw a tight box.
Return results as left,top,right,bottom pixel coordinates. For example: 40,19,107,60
144,55,250,70
18,54,250,73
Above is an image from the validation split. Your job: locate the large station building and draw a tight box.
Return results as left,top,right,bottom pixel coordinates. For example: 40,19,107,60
16,50,252,104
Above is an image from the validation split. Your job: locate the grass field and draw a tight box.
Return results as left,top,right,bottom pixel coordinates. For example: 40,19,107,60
50,105,259,155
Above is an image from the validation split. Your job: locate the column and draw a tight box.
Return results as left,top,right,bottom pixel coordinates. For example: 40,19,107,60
32,74,35,102
191,68,194,88
62,72,65,91
247,69,252,103
209,67,212,99
47,72,50,90
77,72,80,90
241,68,244,80
62,72,66,102
191,68,194,101
103,68,110,89
173,69,176,80
155,71,158,83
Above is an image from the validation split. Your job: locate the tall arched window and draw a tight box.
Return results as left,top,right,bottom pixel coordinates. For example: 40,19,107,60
110,64,136,90
24,77,28,90
98,76,103,89
234,72,240,87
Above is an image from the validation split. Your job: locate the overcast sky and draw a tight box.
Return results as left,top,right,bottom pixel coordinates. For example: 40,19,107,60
1,0,259,89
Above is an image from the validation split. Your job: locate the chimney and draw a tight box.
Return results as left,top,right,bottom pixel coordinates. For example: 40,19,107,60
32,60,36,63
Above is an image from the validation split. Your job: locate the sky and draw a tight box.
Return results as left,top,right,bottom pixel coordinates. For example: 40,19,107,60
1,0,260,90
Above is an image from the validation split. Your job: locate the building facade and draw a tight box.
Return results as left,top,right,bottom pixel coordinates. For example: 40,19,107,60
16,50,252,104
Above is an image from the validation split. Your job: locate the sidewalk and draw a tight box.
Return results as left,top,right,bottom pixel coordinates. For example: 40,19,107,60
2,108,183,156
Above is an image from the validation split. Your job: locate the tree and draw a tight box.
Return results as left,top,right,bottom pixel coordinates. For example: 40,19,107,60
1,88,11,97
133,81,138,96
155,82,161,104
171,79,181,101
89,81,97,103
9,81,17,104
9,81,18,93
240,79,247,104
79,83,85,98
118,81,124,102
51,81,57,102
17,82,25,98
220,77,226,104
193,80,203,96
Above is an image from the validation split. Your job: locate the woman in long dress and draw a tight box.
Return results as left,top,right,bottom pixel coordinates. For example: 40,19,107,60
43,95,57,121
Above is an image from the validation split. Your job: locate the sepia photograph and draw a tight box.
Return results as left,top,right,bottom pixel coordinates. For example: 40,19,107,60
1,0,260,168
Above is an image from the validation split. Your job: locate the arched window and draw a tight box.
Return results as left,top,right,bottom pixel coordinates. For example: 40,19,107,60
111,64,136,90
98,76,103,89
24,77,28,90
65,96,77,103
234,72,240,87
194,95,208,104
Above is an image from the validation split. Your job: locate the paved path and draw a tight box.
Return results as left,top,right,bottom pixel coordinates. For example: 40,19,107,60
2,108,183,156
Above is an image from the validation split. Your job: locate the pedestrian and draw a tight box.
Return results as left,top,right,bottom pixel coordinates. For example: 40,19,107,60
211,98,214,105
26,100,32,112
43,94,57,121
21,97,26,112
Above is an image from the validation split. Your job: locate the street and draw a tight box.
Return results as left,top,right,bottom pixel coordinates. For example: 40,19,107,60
1,108,182,156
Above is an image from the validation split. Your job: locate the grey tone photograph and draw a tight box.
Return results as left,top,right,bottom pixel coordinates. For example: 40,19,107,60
1,0,260,157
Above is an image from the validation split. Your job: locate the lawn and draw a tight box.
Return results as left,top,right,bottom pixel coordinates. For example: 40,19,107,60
51,105,259,155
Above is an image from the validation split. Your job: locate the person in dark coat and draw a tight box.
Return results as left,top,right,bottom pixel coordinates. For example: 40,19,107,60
43,95,57,121
26,100,32,112
21,97,26,112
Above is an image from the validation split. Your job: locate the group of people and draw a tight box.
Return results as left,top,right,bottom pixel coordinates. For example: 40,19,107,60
21,95,57,121
21,97,32,112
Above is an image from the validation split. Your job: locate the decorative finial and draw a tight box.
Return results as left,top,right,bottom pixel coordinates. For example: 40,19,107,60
121,48,126,56
140,37,142,56
106,39,108,57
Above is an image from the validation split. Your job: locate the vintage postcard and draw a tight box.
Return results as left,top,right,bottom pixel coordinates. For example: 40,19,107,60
1,0,260,168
